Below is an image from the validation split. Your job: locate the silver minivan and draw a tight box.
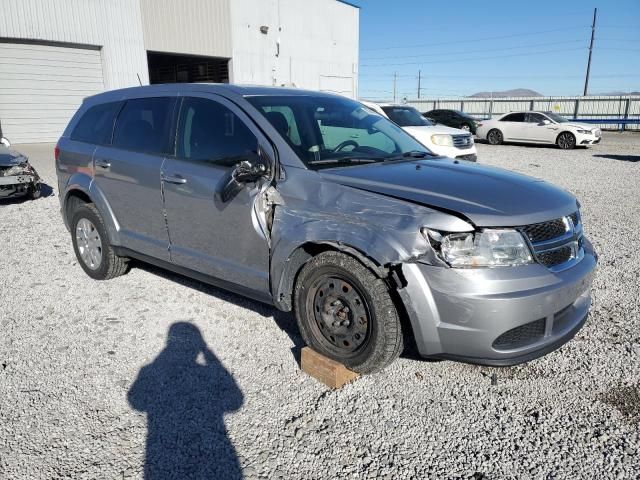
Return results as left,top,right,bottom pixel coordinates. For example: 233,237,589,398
56,84,597,373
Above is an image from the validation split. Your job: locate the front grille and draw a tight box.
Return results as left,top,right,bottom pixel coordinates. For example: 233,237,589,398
537,246,573,267
519,212,583,270
493,318,546,350
452,134,473,149
521,218,567,243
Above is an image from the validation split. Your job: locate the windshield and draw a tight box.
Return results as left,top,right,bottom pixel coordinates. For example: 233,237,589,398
382,106,433,127
544,112,569,123
247,95,431,169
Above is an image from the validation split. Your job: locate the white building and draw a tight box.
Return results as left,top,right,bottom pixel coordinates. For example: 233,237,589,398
0,0,359,143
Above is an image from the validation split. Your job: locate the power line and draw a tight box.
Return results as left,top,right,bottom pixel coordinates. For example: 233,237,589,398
361,26,589,51
361,39,586,61
361,47,585,67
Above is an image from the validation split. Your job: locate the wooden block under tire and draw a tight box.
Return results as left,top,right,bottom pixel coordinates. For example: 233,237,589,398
301,346,360,389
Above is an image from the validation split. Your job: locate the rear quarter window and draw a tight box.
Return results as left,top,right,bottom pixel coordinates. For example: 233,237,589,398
70,102,121,144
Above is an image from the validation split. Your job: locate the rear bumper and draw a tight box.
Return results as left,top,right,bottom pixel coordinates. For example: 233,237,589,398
398,239,597,365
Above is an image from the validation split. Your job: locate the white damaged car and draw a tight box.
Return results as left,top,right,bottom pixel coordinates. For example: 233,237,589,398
362,102,477,161
476,111,602,150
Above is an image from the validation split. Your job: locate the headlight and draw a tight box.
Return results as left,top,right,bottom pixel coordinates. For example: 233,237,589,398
577,129,592,134
422,228,533,267
3,164,27,176
430,134,453,147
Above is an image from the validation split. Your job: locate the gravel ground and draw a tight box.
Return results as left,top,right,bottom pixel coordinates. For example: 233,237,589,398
1,133,639,479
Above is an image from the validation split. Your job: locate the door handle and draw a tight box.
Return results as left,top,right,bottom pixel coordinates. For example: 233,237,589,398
95,159,111,169
161,173,187,184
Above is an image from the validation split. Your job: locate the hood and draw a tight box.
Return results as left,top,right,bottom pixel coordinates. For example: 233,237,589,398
403,124,468,136
563,123,595,130
0,146,27,167
320,158,577,227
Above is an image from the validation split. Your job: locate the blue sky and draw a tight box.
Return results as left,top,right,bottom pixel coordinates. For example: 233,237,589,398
354,0,640,100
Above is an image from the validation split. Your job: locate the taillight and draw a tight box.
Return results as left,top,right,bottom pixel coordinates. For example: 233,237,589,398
54,145,60,161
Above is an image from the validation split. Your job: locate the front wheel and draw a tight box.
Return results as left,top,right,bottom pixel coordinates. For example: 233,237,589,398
293,252,403,374
556,132,576,150
487,129,503,145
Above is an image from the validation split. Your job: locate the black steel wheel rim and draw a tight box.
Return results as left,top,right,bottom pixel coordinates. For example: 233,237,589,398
306,275,371,356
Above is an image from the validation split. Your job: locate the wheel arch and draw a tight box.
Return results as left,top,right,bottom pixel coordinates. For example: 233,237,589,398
63,177,121,245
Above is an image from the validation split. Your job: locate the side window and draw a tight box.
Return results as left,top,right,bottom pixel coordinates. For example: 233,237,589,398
177,97,257,166
527,113,545,123
501,113,525,122
70,102,121,144
112,97,175,154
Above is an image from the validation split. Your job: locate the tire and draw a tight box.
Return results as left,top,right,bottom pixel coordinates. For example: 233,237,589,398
556,132,576,150
487,129,503,145
460,123,471,132
70,202,128,280
293,251,403,374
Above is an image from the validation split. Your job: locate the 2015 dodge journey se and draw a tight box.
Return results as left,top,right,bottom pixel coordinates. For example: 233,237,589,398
56,84,597,373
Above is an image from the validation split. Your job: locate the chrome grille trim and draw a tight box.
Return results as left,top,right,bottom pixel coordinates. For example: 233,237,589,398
519,212,584,272
452,134,473,149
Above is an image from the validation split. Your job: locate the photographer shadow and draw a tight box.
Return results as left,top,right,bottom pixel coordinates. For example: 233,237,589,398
128,322,244,479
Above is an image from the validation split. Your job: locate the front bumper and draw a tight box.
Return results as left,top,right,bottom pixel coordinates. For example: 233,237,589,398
0,174,38,198
399,239,597,365
576,132,601,145
430,144,478,160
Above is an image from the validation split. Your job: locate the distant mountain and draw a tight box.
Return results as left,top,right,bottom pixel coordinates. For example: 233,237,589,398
468,88,543,98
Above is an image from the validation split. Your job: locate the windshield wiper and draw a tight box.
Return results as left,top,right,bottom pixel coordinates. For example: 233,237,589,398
383,150,434,161
307,157,380,165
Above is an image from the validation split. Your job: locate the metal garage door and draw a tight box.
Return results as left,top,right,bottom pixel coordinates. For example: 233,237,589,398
0,42,105,143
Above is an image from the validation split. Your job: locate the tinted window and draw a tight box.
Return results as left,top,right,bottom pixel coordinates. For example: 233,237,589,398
177,97,257,166
501,113,525,122
70,102,121,144
527,113,546,123
113,97,176,154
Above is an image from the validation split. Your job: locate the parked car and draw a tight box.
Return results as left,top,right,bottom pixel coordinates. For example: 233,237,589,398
362,102,477,161
56,84,597,373
0,145,41,200
423,109,480,134
476,111,602,149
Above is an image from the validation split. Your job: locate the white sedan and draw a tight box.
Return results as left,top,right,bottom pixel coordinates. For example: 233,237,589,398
476,111,602,150
362,102,477,161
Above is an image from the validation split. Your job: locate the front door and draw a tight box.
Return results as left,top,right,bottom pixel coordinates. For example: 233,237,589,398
93,96,177,260
162,95,273,295
524,112,559,143
498,112,527,141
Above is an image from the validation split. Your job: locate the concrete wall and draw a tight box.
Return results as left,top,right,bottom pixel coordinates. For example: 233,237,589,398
140,0,232,59
0,0,149,89
229,0,359,97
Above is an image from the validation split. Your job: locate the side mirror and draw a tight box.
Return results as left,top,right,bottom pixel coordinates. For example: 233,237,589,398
0,136,10,148
218,152,270,203
538,119,551,126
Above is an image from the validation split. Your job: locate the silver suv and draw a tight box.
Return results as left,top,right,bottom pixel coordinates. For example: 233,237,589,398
56,84,597,373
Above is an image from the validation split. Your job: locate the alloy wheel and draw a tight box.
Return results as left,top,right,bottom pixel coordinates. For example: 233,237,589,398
75,218,103,270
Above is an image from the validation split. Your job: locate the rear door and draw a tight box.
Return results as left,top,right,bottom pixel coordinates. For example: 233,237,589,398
161,94,273,294
498,112,526,140
93,96,177,260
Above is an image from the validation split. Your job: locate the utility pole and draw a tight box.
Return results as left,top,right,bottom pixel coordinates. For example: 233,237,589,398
417,70,421,99
583,7,597,96
393,72,397,102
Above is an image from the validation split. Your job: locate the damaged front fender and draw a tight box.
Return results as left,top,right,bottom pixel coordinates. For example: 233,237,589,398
269,166,473,310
